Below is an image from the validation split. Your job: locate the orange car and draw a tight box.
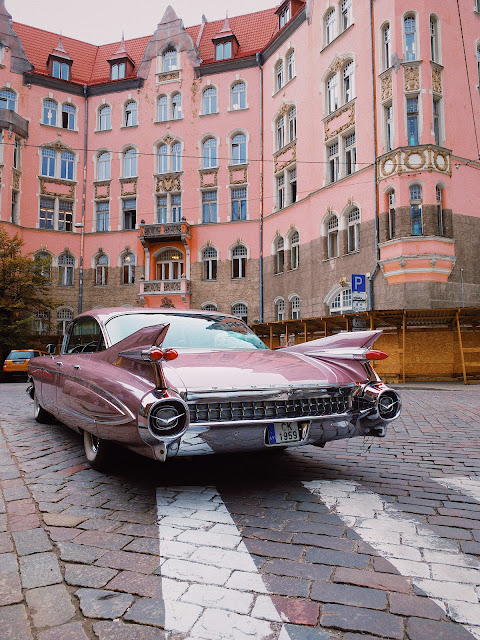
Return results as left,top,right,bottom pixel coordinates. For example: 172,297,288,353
3,349,48,380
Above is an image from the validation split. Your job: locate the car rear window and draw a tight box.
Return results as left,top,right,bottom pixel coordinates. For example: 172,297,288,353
7,351,34,360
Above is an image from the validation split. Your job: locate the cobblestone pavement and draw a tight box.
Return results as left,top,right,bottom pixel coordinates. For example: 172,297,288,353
1,381,480,640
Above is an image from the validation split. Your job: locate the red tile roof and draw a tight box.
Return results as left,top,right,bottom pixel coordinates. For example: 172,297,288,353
12,4,300,86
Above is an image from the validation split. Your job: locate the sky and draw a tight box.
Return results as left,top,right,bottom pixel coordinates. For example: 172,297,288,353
9,0,278,45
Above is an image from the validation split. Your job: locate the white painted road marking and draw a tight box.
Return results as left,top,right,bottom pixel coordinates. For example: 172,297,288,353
156,486,290,639
434,476,480,503
303,479,480,640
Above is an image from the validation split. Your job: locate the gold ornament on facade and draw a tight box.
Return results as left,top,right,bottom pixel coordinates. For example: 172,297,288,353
163,134,175,145
94,181,111,200
329,53,350,74
161,175,181,192
120,178,137,197
378,152,399,179
432,149,450,173
324,103,355,142
274,144,296,172
229,167,248,185
157,71,180,83
381,72,392,103
199,169,218,188
12,169,21,191
377,145,452,181
432,65,442,95
39,177,76,199
404,148,427,171
404,65,420,92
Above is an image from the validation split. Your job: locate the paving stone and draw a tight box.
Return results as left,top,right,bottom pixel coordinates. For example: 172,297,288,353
343,635,391,640
92,620,166,640
42,513,87,527
19,552,62,588
311,582,388,610
389,593,445,619
13,528,52,555
181,583,254,614
305,547,371,569
37,621,90,640
406,617,476,640
3,486,30,501
105,570,164,597
241,527,293,543
250,595,282,622
95,549,159,574
279,625,336,640
9,513,42,532
57,541,107,563
333,567,412,593
271,596,319,625
75,588,134,619
0,571,23,605
64,563,118,588
6,499,36,515
263,574,309,598
263,558,333,582
78,519,121,532
46,526,82,542
321,604,404,639
292,532,355,552
190,608,275,639
161,559,231,585
113,523,159,537
0,531,14,553
124,597,201,632
123,537,159,555
0,603,34,640
25,584,75,628
74,530,133,550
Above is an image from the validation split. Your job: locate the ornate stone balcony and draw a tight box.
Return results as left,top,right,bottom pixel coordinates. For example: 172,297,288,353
0,108,29,139
139,279,190,295
141,221,190,243
377,145,452,182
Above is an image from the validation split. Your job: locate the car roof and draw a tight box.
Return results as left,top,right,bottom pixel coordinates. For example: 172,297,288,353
74,307,238,326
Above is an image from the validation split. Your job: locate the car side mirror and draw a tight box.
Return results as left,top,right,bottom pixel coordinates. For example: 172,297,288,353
46,344,56,355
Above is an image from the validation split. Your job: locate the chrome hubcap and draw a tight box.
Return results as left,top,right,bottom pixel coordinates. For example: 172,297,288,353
90,435,100,454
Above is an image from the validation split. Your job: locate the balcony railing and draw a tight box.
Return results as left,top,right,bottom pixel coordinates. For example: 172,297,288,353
139,279,190,295
142,221,190,242
0,108,29,139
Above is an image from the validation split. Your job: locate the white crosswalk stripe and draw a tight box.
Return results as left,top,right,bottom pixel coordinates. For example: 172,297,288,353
156,486,290,639
433,476,480,503
303,479,480,640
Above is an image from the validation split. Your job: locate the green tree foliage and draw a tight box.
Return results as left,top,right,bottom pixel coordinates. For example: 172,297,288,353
0,228,56,352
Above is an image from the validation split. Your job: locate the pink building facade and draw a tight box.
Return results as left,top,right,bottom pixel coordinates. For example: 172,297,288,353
0,0,479,335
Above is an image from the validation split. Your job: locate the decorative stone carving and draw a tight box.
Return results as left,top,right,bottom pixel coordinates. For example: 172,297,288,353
404,65,420,92
274,142,296,172
156,175,181,192
324,103,355,141
329,53,350,74
39,177,76,199
12,169,21,191
94,181,111,200
432,64,442,95
163,134,175,145
156,70,180,83
120,178,137,196
229,167,248,185
381,72,392,102
377,145,452,182
199,169,218,188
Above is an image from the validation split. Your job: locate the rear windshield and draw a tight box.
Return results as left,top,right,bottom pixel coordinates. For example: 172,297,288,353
105,313,268,351
7,351,34,360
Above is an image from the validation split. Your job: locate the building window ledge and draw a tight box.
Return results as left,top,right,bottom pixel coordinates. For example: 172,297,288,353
320,23,355,53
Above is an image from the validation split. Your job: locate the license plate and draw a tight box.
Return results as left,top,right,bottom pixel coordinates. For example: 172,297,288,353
267,422,303,445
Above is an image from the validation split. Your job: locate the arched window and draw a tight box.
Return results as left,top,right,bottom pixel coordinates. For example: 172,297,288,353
231,82,246,110
95,254,108,286
158,95,167,122
0,88,17,111
62,103,76,130
232,245,247,279
275,236,285,274
158,144,168,174
61,152,75,180
436,185,444,236
35,251,52,280
202,247,218,280
231,133,247,165
325,9,336,45
343,61,354,103
122,252,135,284
202,303,218,312
290,230,300,270
172,142,182,172
382,23,391,71
327,215,339,258
430,15,439,63
275,298,285,321
275,60,284,91
58,253,75,286
203,137,217,168
56,307,73,335
203,87,217,115
123,148,137,177
163,48,178,72
41,148,56,177
97,152,111,181
172,92,182,119
290,295,300,320
43,99,58,126
341,0,352,31
410,184,423,235
156,248,184,281
330,288,352,315
287,50,295,81
124,101,137,127
288,107,296,142
98,105,111,131
327,74,338,113
276,116,285,150
387,189,396,240
347,207,360,253
404,15,417,62
33,310,50,335
232,302,248,324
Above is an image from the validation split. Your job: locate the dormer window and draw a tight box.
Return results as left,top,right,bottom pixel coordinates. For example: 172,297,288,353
216,41,232,61
52,61,70,81
212,15,239,62
47,37,72,82
111,62,126,81
108,36,134,81
279,5,291,28
163,48,178,72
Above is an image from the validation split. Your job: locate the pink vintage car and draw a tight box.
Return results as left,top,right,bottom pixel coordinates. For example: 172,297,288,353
27,308,401,470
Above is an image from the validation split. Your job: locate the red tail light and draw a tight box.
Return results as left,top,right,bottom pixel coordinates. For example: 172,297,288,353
149,348,164,362
164,349,178,361
366,350,388,361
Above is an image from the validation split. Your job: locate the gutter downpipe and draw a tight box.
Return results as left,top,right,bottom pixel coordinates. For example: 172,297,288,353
256,52,264,322
368,0,380,311
78,84,88,314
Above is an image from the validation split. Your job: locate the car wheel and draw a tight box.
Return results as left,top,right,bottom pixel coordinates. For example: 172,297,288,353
83,430,110,470
34,390,54,424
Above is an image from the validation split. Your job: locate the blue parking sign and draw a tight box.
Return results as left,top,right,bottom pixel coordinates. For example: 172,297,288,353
352,274,366,292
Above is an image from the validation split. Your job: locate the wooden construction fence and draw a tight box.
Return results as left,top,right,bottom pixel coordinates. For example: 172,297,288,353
251,307,480,384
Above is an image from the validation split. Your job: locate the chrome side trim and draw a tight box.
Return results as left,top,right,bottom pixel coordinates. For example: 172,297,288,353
190,412,352,428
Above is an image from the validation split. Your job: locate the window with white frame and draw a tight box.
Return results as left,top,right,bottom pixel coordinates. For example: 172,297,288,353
433,97,442,146
383,23,391,71
52,60,70,80
328,141,339,183
203,137,217,168
232,245,247,279
343,60,354,102
95,254,108,286
43,99,58,126
172,142,181,172
41,147,75,181
404,15,417,62
279,4,290,28
11,191,18,224
410,184,422,235
436,185,444,236
288,167,297,203
123,198,137,230
33,310,51,335
58,200,73,231
430,15,439,63
58,253,75,286
156,248,184,280
287,50,295,81
13,138,21,170
347,207,360,252
341,0,352,31
388,189,396,239
97,152,111,181
124,101,137,127
275,236,285,274
216,40,233,61
203,87,217,114
158,95,167,121
344,131,356,175
38,198,72,233
202,247,218,280
275,60,284,92
231,187,247,220
61,152,74,180
325,9,336,45
172,194,182,222
98,105,111,130
232,302,248,323
35,251,52,280
290,295,300,319
39,199,54,230
327,214,339,258
172,92,182,119
0,89,17,111
123,148,137,177
276,115,285,150
277,174,285,209
276,298,285,321
327,74,338,113
157,195,167,223
163,48,178,72
122,252,136,284
202,190,217,223
330,288,352,314
96,201,109,231
288,107,296,142
202,303,218,312
62,103,76,130
157,193,182,223
231,133,247,164
385,103,394,151
56,307,73,335
158,144,168,174
407,96,419,146
111,62,126,81
231,82,246,110
290,230,299,269
41,148,56,177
